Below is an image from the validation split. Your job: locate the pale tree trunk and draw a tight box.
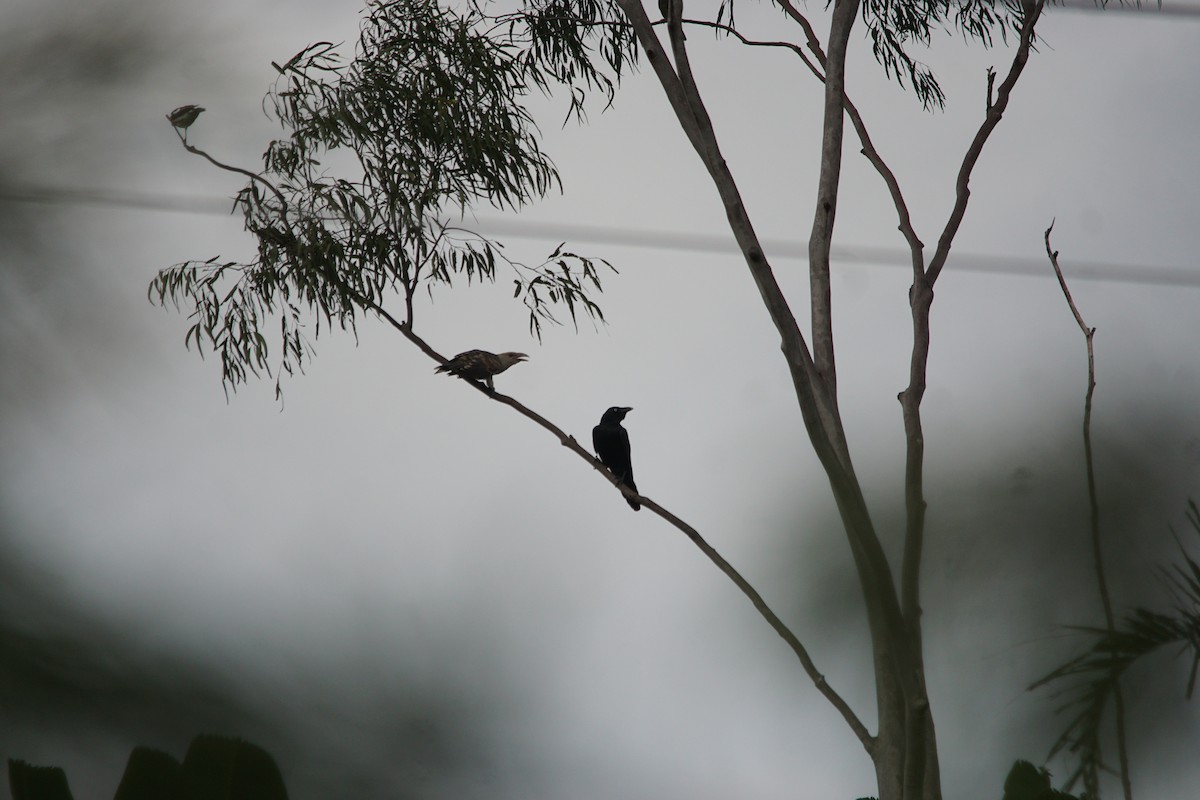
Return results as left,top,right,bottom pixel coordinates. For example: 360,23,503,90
612,1,1044,798
615,2,933,798
810,3,936,798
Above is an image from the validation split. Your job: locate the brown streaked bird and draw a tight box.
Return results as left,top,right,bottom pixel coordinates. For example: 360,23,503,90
435,349,528,391
166,104,205,130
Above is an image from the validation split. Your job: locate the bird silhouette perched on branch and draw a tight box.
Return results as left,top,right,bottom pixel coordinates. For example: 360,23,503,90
166,104,204,143
593,406,640,510
435,349,528,391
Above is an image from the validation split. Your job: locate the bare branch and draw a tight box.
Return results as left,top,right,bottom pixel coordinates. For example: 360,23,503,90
844,99,925,277
678,18,823,82
695,10,924,282
1044,220,1133,800
175,129,289,211
773,0,828,68
926,0,1045,286
638,495,876,753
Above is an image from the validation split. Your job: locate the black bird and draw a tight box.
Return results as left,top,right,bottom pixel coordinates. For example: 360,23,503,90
435,349,528,391
593,406,640,510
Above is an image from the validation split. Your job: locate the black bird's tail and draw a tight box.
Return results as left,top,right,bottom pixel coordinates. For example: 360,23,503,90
619,475,640,511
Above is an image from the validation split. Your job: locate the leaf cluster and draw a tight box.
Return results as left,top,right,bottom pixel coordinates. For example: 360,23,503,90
486,0,638,122
857,0,1031,109
1031,500,1200,795
512,241,611,338
150,0,613,397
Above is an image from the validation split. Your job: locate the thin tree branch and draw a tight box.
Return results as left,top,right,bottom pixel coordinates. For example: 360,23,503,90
926,0,1044,286
842,106,930,663
773,0,828,67
678,18,823,81
1044,220,1133,800
637,495,876,752
693,14,925,282
843,100,925,276
371,294,876,753
176,130,289,212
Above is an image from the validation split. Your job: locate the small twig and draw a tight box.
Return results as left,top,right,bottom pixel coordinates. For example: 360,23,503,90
1044,220,1133,800
174,129,289,211
678,18,823,82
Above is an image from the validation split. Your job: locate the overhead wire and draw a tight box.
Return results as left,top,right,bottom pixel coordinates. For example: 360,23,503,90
1054,0,1200,17
2,184,1198,288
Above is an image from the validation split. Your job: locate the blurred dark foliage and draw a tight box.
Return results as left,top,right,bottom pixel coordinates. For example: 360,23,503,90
0,520,512,800
1001,759,1080,800
173,736,287,800
9,735,287,800
112,748,179,800
9,761,74,800
0,530,258,794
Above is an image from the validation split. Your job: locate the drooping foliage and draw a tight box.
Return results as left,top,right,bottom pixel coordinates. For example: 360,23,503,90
493,0,639,120
150,0,1041,398
703,0,1031,110
151,0,613,397
857,0,1032,109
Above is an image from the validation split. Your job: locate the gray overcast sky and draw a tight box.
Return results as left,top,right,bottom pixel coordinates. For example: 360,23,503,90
2,1,1198,799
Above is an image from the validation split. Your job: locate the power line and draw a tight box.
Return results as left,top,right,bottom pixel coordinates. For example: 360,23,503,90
1,185,229,215
1055,0,1200,17
3,185,1198,288
470,217,1200,288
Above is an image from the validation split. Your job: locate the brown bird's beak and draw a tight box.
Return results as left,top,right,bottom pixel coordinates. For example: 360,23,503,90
513,353,529,362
